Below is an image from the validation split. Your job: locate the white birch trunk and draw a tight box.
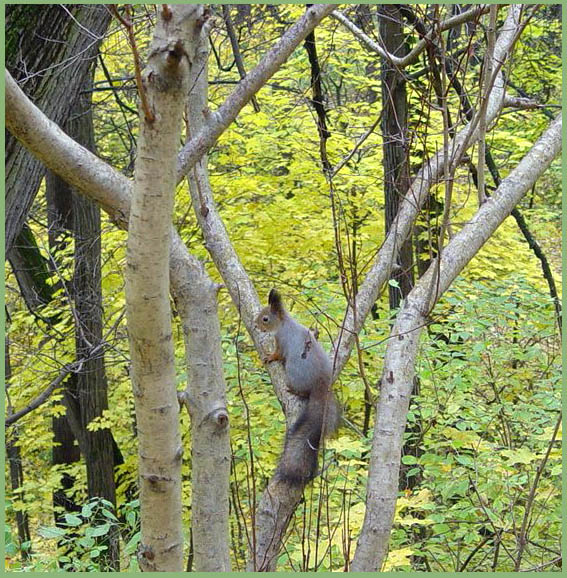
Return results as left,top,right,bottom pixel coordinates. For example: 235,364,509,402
124,7,197,571
351,116,561,571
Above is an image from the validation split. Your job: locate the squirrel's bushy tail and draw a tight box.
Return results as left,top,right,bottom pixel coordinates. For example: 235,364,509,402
276,380,340,485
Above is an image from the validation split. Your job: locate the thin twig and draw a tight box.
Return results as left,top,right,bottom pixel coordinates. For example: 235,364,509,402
514,414,561,570
332,5,490,69
110,4,155,123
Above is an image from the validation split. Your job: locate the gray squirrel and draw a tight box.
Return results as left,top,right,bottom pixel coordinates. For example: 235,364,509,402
255,289,340,485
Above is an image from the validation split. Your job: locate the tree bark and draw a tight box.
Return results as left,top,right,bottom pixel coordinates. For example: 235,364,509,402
45,152,82,551
5,5,111,254
182,22,232,571
380,4,413,311
125,7,198,571
5,337,32,561
70,87,119,568
379,4,422,495
351,115,561,571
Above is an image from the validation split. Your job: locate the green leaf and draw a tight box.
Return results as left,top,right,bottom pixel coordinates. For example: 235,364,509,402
125,531,141,555
432,523,450,534
38,526,67,539
501,448,538,465
90,523,111,537
64,513,83,527
126,511,137,528
401,455,418,465
101,508,118,521
81,503,94,518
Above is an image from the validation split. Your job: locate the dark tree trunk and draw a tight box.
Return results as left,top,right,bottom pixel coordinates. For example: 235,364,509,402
380,5,414,311
52,378,82,523
47,153,83,553
5,337,32,561
379,5,421,494
71,90,120,568
5,4,111,254
45,81,120,569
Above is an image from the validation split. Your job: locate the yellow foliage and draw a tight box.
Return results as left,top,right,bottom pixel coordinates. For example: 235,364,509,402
382,546,414,571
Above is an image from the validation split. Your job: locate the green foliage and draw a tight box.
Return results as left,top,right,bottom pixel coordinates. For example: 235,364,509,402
391,276,561,571
5,498,140,572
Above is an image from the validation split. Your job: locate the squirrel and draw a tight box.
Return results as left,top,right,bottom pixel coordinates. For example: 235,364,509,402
255,289,340,485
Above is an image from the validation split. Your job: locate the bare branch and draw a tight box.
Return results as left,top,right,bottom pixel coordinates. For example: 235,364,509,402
503,95,541,109
5,338,109,427
477,5,499,205
110,4,155,123
222,5,260,113
5,363,75,426
332,5,489,69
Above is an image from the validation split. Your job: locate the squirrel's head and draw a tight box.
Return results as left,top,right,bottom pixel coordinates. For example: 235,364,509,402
255,288,285,332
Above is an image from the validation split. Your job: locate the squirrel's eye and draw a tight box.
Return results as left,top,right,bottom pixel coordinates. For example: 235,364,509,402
262,316,269,323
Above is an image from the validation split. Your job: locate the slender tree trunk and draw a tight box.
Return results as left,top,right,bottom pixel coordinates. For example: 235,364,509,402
46,167,82,542
44,71,120,569
5,337,32,561
70,86,119,569
379,5,423,497
182,21,232,572
380,4,413,311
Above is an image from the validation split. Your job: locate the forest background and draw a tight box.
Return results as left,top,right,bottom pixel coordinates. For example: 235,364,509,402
4,3,563,572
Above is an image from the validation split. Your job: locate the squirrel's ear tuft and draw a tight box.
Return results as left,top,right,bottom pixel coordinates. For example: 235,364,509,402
268,288,283,313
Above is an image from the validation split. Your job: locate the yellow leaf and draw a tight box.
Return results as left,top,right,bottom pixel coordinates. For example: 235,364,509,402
383,547,414,570
501,448,538,464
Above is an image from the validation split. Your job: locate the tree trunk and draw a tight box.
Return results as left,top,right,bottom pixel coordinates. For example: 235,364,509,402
44,69,119,569
5,5,111,255
46,160,82,545
5,337,32,561
125,7,200,571
71,86,119,569
379,4,423,498
380,4,413,311
182,22,232,572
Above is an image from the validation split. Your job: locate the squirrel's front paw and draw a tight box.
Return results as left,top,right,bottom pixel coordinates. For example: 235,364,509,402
263,352,280,364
